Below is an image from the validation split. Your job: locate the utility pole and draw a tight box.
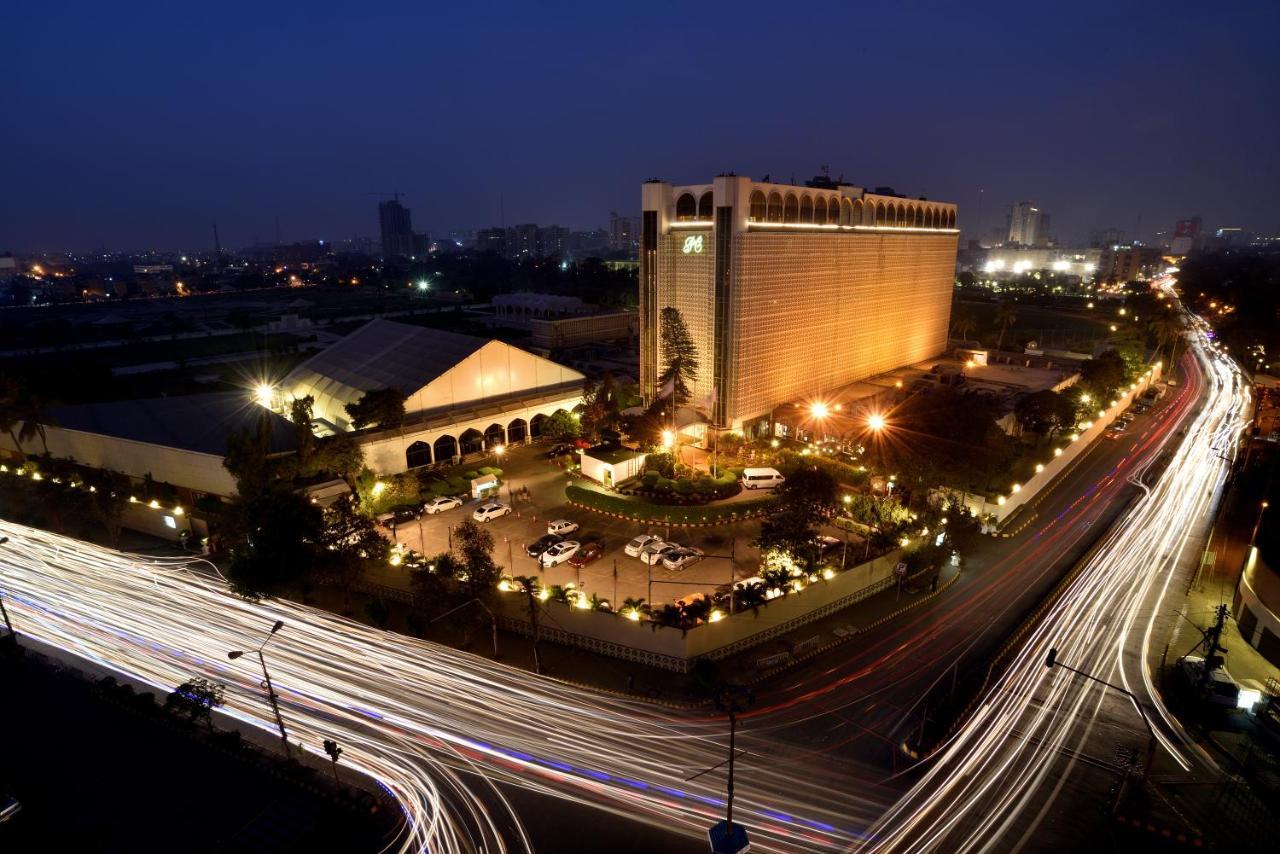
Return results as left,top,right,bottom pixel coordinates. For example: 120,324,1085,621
228,620,291,760
1197,603,1230,694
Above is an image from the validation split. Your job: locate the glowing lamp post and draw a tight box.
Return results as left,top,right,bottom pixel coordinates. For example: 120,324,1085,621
228,620,292,759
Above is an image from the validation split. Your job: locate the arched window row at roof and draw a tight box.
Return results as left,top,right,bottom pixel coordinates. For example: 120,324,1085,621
740,189,955,229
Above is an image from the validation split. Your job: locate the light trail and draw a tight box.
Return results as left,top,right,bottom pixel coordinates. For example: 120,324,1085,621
860,286,1250,851
0,521,885,852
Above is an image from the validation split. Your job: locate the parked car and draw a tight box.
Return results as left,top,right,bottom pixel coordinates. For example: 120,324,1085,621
547,519,580,537
545,443,576,458
541,540,581,567
568,540,604,567
662,547,705,571
675,591,707,609
472,501,512,523
423,496,463,515
641,543,679,566
0,795,20,824
381,504,422,528
1179,656,1240,707
526,534,562,558
814,535,841,556
1106,422,1128,439
625,534,663,557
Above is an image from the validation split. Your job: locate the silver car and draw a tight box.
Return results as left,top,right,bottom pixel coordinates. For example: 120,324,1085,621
541,540,581,567
625,534,662,557
662,547,704,571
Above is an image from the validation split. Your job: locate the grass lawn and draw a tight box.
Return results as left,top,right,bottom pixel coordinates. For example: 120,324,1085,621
955,298,1113,352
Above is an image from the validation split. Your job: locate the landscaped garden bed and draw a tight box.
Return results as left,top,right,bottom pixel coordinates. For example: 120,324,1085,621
566,482,775,526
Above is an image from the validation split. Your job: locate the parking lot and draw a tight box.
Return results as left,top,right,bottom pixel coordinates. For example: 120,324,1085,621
369,442,769,608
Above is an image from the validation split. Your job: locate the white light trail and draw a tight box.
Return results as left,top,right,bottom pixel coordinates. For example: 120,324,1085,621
0,523,882,852
861,287,1250,851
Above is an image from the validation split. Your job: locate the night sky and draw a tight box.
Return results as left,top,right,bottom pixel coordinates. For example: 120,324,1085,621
5,0,1278,252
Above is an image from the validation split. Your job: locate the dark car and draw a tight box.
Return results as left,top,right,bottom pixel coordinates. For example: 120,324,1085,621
526,534,562,558
545,443,576,459
381,504,421,528
568,540,604,567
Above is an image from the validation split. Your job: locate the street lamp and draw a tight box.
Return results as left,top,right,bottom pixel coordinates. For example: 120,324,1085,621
228,619,291,758
867,413,886,432
253,384,275,408
810,402,829,420
661,430,674,450
1250,501,1270,547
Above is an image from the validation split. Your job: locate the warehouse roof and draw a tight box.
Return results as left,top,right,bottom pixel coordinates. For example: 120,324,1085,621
49,392,297,457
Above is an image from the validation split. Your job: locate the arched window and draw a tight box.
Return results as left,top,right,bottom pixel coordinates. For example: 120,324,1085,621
851,199,863,225
675,193,697,221
484,423,505,447
889,203,900,225
875,202,886,225
827,197,840,224
812,196,826,224
530,413,547,438
749,190,766,222
507,417,527,443
406,440,431,468
698,191,713,219
783,193,799,223
947,210,956,228
924,208,934,228
913,205,923,227
459,428,484,455
433,434,457,462
798,195,813,223
767,192,783,222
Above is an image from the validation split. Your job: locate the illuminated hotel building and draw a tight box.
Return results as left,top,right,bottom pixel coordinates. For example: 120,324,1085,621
640,175,959,435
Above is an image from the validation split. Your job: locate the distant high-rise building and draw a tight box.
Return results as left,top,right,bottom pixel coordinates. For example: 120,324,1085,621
537,225,570,258
1006,201,1046,246
476,227,508,256
379,199,414,258
509,224,539,259
609,212,637,253
1170,217,1202,255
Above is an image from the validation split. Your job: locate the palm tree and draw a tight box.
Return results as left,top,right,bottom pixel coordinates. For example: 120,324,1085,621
621,596,648,618
1148,312,1183,366
950,309,978,342
0,377,26,458
994,301,1018,351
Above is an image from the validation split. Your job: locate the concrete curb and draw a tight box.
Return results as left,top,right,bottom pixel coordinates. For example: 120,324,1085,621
567,499,771,529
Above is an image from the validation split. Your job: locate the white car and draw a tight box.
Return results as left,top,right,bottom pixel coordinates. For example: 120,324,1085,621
547,519,580,537
423,496,463,514
472,501,511,523
625,534,662,557
662,547,704,571
540,540,581,567
641,543,679,566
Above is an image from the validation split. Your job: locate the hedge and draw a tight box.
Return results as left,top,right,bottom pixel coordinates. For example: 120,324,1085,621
566,483,776,525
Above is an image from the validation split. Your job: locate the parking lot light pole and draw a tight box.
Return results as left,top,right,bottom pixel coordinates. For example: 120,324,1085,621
229,619,291,759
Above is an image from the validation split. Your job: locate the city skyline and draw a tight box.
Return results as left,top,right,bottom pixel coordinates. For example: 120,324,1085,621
5,1,1279,252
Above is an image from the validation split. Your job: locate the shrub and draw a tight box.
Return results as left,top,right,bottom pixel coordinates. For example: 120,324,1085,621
566,484,775,525
463,470,481,480
641,471,660,488
675,479,696,496
477,466,503,477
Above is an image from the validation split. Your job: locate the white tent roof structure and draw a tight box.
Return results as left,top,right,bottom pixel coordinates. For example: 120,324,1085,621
281,318,585,431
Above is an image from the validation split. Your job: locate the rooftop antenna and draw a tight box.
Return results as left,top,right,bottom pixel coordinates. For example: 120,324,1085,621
212,222,222,257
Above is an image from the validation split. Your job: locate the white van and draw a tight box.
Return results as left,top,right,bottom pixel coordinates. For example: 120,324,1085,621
740,468,785,490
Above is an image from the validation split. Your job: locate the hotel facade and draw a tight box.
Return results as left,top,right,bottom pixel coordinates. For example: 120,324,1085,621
640,175,959,435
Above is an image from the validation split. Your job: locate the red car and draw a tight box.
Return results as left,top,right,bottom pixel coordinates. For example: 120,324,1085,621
568,540,604,567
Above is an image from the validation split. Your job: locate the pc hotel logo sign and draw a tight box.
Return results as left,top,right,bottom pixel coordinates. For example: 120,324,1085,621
681,234,705,255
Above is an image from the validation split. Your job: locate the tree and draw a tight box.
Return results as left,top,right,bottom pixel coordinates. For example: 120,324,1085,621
657,307,699,406
224,489,324,600
1148,311,1183,367
951,309,978,342
308,434,366,495
1013,390,1077,439
578,373,620,441
344,388,407,430
224,410,278,497
543,410,580,441
80,467,130,547
409,552,467,616
318,496,390,603
166,677,225,730
994,300,1018,351
288,394,317,467
755,466,838,567
0,376,27,459
1078,348,1130,401
453,519,499,600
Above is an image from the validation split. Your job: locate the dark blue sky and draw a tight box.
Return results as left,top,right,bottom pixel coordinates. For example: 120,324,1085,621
5,0,1278,252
